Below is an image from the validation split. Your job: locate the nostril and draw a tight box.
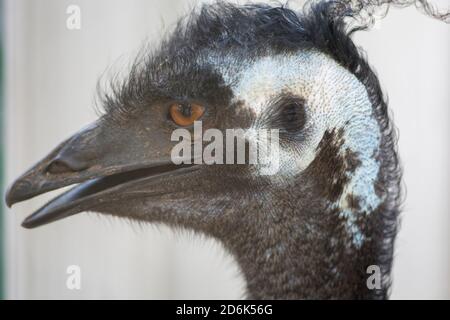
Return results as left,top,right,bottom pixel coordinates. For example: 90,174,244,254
46,159,77,174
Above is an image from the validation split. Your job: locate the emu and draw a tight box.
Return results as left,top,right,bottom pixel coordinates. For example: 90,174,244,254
5,0,448,299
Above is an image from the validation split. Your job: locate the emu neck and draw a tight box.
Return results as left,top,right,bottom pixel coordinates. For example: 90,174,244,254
224,204,385,299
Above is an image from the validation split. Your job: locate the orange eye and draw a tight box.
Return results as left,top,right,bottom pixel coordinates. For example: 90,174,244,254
169,102,205,126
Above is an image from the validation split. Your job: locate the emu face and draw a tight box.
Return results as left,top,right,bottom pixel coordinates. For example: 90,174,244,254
6,1,405,299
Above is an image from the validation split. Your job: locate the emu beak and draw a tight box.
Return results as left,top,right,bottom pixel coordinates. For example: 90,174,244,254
5,121,195,228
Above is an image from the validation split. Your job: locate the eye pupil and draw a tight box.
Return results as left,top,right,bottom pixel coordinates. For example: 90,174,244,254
180,103,192,117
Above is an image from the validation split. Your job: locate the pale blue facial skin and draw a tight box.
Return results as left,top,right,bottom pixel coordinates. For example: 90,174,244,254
204,49,383,247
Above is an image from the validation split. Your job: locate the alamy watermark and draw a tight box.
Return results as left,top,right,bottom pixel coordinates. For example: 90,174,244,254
66,265,81,290
171,121,280,175
366,265,381,290
66,5,81,30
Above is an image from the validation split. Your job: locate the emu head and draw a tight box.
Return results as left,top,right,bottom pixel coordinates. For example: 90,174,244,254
5,0,448,299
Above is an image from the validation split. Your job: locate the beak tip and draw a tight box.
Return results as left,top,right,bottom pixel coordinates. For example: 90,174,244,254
5,187,16,208
5,199,13,208
21,217,36,229
4,178,36,208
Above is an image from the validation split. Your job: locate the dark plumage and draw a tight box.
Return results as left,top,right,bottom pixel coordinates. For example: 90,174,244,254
5,0,448,299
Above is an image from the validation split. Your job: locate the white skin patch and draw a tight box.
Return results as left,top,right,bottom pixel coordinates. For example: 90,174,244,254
204,50,382,247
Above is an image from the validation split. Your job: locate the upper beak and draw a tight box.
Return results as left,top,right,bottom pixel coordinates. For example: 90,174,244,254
5,120,194,228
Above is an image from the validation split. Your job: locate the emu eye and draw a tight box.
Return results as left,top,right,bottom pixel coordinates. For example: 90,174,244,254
169,103,205,126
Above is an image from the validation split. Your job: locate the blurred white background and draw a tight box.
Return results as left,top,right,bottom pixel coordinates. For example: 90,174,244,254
3,0,449,299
